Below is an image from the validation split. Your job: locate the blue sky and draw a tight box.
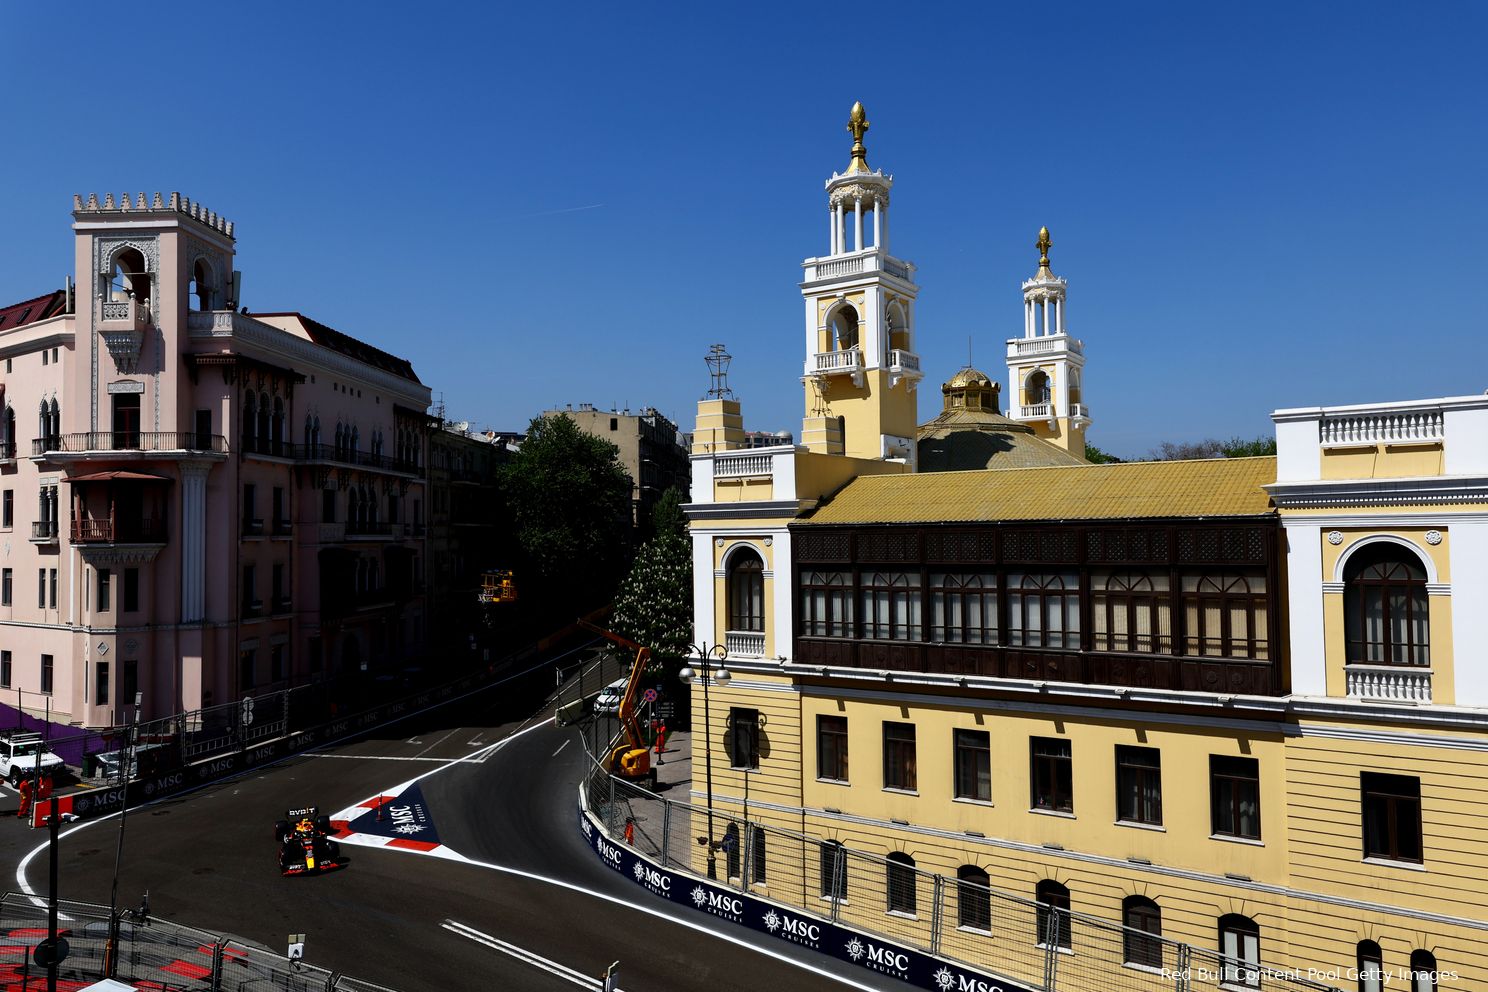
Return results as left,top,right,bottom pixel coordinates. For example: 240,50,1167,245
1,2,1484,458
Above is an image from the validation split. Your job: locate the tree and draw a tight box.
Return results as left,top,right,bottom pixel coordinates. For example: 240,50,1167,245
1084,442,1124,464
611,524,693,670
646,486,687,542
1146,434,1277,461
500,413,633,610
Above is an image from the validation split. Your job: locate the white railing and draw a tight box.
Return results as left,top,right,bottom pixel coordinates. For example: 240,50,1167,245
811,255,866,279
99,298,150,326
1321,411,1444,446
713,451,773,478
726,630,765,658
1019,403,1052,419
1008,334,1083,357
883,257,910,280
1070,403,1090,418
812,350,863,374
1346,665,1432,704
802,252,914,283
887,349,920,372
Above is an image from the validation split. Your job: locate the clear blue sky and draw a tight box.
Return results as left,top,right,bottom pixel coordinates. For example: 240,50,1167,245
2,2,1484,458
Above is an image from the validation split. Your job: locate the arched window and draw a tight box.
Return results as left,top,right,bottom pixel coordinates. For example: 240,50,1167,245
1122,896,1163,968
368,489,378,524
1008,573,1080,648
348,489,361,530
1357,940,1384,992
335,423,345,459
1345,543,1430,666
1182,573,1269,660
861,571,921,641
885,852,916,916
312,416,321,447
48,399,59,443
829,305,859,352
1092,572,1172,653
929,573,997,644
1410,950,1438,992
750,824,766,884
801,571,853,638
885,300,910,353
256,393,271,452
189,258,214,311
1035,880,1071,949
1024,369,1051,409
351,426,360,455
727,548,764,634
304,415,314,451
819,840,846,900
1217,914,1260,989
957,865,990,931
107,247,150,307
37,401,48,444
1068,368,1083,405
271,397,285,450
2,405,13,458
723,822,740,879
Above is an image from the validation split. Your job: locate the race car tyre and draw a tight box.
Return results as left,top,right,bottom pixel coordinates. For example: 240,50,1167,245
273,820,289,841
315,815,331,833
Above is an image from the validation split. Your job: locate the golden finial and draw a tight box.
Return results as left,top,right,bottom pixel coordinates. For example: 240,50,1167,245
846,101,870,173
1037,226,1052,268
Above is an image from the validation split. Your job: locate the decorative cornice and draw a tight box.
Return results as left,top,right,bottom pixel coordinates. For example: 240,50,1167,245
683,500,811,521
1267,475,1488,508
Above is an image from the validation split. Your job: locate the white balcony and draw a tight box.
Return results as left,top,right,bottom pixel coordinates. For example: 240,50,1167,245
1321,411,1444,447
1018,403,1052,420
801,249,915,284
1070,403,1091,419
1346,665,1432,704
1007,333,1083,358
887,349,922,390
713,451,775,478
726,630,765,658
808,349,864,386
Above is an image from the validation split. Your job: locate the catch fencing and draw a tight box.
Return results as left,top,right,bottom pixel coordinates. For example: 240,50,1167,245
580,758,1347,992
0,892,403,991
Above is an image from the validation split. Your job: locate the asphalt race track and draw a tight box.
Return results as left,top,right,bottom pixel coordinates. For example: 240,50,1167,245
1,667,907,992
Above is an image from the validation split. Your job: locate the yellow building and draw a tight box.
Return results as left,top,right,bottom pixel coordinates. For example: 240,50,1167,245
683,106,1478,992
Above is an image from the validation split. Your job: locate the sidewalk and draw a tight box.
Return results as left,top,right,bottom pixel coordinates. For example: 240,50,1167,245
650,728,691,797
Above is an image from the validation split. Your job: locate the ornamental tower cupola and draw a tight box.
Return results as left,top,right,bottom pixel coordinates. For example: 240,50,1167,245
799,102,922,466
1006,227,1090,457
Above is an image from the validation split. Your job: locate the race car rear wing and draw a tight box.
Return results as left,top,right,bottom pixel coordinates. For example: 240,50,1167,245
286,807,319,819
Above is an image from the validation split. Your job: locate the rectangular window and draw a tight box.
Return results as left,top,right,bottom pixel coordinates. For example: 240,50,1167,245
1092,571,1173,653
95,661,109,706
801,571,854,637
272,563,285,608
41,654,53,694
883,721,917,792
1031,737,1074,813
242,484,258,534
122,658,138,704
729,707,759,769
1,568,10,607
1007,573,1081,649
195,409,213,450
860,571,922,641
817,715,848,782
123,568,139,612
1361,772,1422,863
97,568,111,613
1183,573,1269,660
954,729,991,802
820,841,847,900
48,568,56,609
751,824,766,884
1,489,11,529
929,573,998,644
1210,755,1261,840
1116,745,1163,825
272,486,286,531
38,568,46,608
239,649,256,691
243,564,257,615
0,651,10,689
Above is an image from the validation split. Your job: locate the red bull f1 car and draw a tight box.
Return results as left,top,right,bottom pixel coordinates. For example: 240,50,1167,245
275,807,344,876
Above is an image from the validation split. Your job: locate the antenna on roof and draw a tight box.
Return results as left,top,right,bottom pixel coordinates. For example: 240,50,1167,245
968,335,973,368
705,344,735,400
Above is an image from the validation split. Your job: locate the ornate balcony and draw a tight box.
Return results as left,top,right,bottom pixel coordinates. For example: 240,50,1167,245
32,432,226,459
1018,403,1052,420
801,249,914,283
726,630,765,658
1346,665,1432,704
30,520,58,543
807,348,864,386
72,517,166,544
887,349,922,390
1007,333,1083,358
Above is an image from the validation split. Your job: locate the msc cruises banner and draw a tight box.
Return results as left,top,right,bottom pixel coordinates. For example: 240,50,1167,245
578,806,1033,992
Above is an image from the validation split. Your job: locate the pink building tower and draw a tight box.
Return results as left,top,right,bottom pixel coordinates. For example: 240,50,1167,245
0,193,431,728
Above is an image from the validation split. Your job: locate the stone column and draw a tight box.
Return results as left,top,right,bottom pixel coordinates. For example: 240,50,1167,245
829,205,838,255
853,197,863,252
871,197,881,249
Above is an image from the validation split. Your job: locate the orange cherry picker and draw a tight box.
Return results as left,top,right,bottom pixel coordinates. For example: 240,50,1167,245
577,619,657,789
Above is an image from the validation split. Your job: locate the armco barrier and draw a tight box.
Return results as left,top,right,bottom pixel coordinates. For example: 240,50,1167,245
577,799,1031,992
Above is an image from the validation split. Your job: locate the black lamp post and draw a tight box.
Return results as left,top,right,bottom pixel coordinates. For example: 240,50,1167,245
679,642,729,879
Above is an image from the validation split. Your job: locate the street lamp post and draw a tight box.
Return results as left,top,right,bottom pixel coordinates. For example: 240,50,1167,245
679,643,729,879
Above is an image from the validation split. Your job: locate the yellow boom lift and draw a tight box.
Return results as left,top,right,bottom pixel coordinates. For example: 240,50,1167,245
576,619,656,788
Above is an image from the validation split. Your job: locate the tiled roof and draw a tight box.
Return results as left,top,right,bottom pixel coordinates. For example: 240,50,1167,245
251,311,422,383
0,291,67,332
918,408,1087,472
801,456,1278,524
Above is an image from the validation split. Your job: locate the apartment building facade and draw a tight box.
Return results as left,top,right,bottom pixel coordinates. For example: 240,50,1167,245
0,192,431,726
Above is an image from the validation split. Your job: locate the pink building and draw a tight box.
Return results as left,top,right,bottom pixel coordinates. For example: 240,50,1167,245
0,192,431,728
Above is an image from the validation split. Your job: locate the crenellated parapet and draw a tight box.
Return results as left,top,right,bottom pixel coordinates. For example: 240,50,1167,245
72,191,235,238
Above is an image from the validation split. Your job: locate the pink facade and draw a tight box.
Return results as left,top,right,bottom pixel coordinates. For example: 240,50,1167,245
0,193,430,727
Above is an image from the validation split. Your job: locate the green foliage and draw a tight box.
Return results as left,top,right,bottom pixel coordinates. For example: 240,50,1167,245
647,486,687,541
1084,442,1124,464
500,413,633,604
1147,435,1277,460
611,530,693,668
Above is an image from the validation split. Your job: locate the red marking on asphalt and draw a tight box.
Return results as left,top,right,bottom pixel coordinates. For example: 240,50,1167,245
330,819,351,836
162,960,212,979
196,943,245,960
387,838,439,851
5,929,54,938
358,795,389,809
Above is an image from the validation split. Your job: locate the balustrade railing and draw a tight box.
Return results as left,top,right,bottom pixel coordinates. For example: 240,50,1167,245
813,349,862,374
713,452,774,478
1346,664,1432,703
72,517,166,543
32,432,226,455
887,348,920,372
725,630,765,657
1020,403,1052,419
1321,410,1444,446
1009,334,1083,356
31,520,57,541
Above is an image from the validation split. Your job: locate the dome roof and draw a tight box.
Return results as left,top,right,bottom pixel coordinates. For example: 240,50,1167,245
944,367,992,390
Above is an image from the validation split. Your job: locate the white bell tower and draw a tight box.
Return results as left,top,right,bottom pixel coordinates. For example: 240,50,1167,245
799,102,923,465
1006,227,1089,457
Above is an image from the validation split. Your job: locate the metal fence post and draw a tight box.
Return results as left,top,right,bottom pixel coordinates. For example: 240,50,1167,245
929,874,944,954
211,940,226,991
661,803,671,867
1042,911,1061,991
1175,943,1191,992
830,846,846,923
607,775,617,832
739,823,752,892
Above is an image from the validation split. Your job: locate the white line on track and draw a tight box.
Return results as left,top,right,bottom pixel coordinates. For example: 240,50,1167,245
552,740,569,758
442,920,602,989
412,727,461,759
467,737,485,746
308,754,488,763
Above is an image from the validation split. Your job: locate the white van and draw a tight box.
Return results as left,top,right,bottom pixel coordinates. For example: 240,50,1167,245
593,678,628,715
